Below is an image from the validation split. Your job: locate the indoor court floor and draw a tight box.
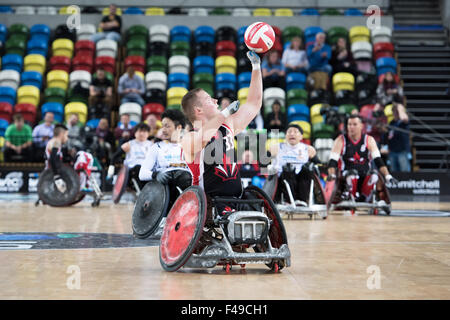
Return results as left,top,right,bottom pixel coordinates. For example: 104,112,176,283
1,199,449,300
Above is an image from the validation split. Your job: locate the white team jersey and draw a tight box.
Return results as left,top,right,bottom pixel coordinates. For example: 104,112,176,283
124,139,154,168
139,141,189,181
275,142,309,175
74,151,94,172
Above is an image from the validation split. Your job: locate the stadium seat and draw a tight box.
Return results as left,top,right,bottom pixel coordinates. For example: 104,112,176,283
102,7,122,16
304,26,324,48
52,38,74,58
371,26,392,44
0,87,16,106
75,40,95,58
69,71,92,89
96,39,118,58
237,26,248,44
6,38,26,56
210,8,230,16
384,104,394,123
376,57,397,76
167,87,188,106
0,70,20,90
54,24,76,42
216,26,237,43
149,25,170,43
275,8,294,16
232,8,251,16
312,122,334,139
310,103,325,125
374,42,395,60
9,24,28,39
50,56,71,73
37,6,57,15
333,72,355,92
143,103,165,120
282,26,303,44
65,102,88,124
147,55,167,73
188,8,208,16
345,8,363,16
287,89,308,106
17,85,40,107
215,56,237,74
193,73,214,93
195,26,215,44
238,72,252,89
0,6,13,14
44,87,66,105
322,8,341,16
126,39,147,57
41,102,64,123
263,87,286,114
30,24,50,41
72,55,94,73
171,41,190,56
21,71,42,90
314,138,334,163
359,104,375,120
124,7,144,15
378,73,399,84
47,70,69,90
216,41,236,57
327,26,348,45
238,87,249,105
194,56,214,74
125,56,146,73
77,24,96,41
14,103,36,125
301,8,319,16
287,104,310,123
286,72,306,91
349,26,370,44
169,56,190,74
0,23,7,43
86,118,100,129
215,73,236,91
351,41,373,60
0,102,13,123
145,7,165,16
3,54,23,73
168,73,190,89
127,25,148,43
95,56,116,74
170,26,191,43
339,104,358,116
253,8,272,16
27,38,48,57
0,119,9,138
290,120,311,139
119,102,142,123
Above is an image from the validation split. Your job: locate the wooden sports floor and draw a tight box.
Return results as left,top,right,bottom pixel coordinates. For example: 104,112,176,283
1,200,449,300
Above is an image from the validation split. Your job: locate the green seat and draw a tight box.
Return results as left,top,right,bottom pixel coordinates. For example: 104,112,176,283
9,24,29,39
170,41,190,56
45,87,66,105
194,84,213,96
287,89,308,106
67,88,88,105
127,25,148,41
327,26,349,45
126,39,147,57
338,104,357,115
147,55,167,73
210,7,230,15
322,8,342,16
167,104,181,110
93,71,114,83
6,38,26,56
193,73,214,86
312,123,335,139
282,26,303,44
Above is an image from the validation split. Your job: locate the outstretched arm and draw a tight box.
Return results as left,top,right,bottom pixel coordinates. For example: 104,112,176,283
327,135,344,178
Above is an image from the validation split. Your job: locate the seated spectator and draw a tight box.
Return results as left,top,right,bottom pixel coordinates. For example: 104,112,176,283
144,113,162,139
386,104,411,172
238,149,260,176
4,114,33,162
94,118,114,166
307,32,332,75
118,66,145,106
114,114,134,145
89,69,113,110
330,37,355,74
262,50,286,88
32,112,55,162
281,36,309,74
90,4,122,43
66,114,85,151
363,104,388,147
375,71,404,109
265,100,287,132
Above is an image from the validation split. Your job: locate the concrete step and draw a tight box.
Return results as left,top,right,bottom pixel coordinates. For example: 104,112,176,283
394,39,446,46
401,74,450,82
401,66,450,75
398,58,450,65
403,83,449,90
397,52,450,58
393,33,447,40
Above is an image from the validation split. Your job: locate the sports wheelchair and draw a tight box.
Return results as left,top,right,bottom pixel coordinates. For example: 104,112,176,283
112,165,143,204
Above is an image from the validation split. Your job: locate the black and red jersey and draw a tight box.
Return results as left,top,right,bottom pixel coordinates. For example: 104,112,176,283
339,133,371,173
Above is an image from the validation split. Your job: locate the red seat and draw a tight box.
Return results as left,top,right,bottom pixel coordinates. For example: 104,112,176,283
95,56,116,74
50,56,71,73
378,73,399,84
75,40,95,58
364,8,384,16
216,40,236,57
303,139,311,146
124,56,145,73
373,42,394,60
143,103,165,120
72,54,94,73
271,25,282,38
14,103,37,125
0,102,13,122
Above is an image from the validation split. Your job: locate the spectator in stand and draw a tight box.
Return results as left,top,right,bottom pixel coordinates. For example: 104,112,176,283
386,104,411,172
144,113,162,139
114,113,134,145
262,50,286,88
32,112,55,162
265,100,287,132
66,114,85,151
94,117,114,166
307,32,332,75
118,66,145,106
4,114,33,162
89,69,113,110
90,4,122,43
281,36,309,74
238,149,260,176
375,71,404,109
330,37,355,74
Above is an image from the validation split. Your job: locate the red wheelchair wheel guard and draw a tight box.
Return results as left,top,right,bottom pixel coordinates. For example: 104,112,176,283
159,186,207,272
112,166,129,204
262,174,278,201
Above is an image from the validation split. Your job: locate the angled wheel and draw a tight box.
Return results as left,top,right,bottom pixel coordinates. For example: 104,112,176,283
262,173,278,200
132,181,170,239
159,186,207,272
112,166,129,204
37,166,80,207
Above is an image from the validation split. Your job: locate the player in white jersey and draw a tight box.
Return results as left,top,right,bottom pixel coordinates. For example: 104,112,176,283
270,123,320,203
107,123,153,190
139,109,191,197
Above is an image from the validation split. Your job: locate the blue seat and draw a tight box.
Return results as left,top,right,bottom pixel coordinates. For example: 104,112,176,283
286,72,306,91
124,7,144,15
86,118,101,129
304,26,324,46
0,24,7,43
168,73,190,89
193,56,214,74
0,86,16,106
194,26,215,44
238,72,252,89
287,104,310,122
0,6,13,14
170,26,191,43
41,102,64,123
2,54,23,73
21,71,43,90
376,57,397,76
118,120,137,128
237,26,248,44
27,38,48,57
301,8,319,16
215,73,236,91
30,24,50,42
344,8,363,16
0,119,9,137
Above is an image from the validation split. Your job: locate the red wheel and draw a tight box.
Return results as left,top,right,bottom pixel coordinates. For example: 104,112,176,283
112,166,129,204
273,262,279,273
159,186,207,272
373,208,379,215
351,209,355,215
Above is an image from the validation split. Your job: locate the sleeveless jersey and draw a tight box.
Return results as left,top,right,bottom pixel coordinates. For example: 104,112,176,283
340,133,371,172
124,139,153,168
275,142,309,175
186,124,242,198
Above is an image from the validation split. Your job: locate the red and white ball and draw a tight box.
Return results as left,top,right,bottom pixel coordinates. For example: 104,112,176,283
244,22,275,53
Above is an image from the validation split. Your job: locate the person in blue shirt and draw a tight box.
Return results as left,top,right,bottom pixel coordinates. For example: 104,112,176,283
307,32,332,75
118,66,145,106
386,104,411,172
262,50,286,88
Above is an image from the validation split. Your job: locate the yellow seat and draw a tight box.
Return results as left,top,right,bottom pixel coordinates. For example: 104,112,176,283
145,7,165,16
0,137,4,162
47,70,69,90
52,39,74,58
349,26,370,44
59,6,78,15
253,8,272,16
332,72,355,92
238,87,249,105
24,54,46,74
274,8,294,16
135,71,144,80
311,104,325,125
167,87,188,106
215,56,237,74
17,85,40,107
290,120,311,139
265,138,284,154
102,7,122,15
384,104,394,123
65,102,88,124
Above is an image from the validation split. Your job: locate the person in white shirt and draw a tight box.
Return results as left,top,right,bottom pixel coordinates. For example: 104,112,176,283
281,37,309,74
